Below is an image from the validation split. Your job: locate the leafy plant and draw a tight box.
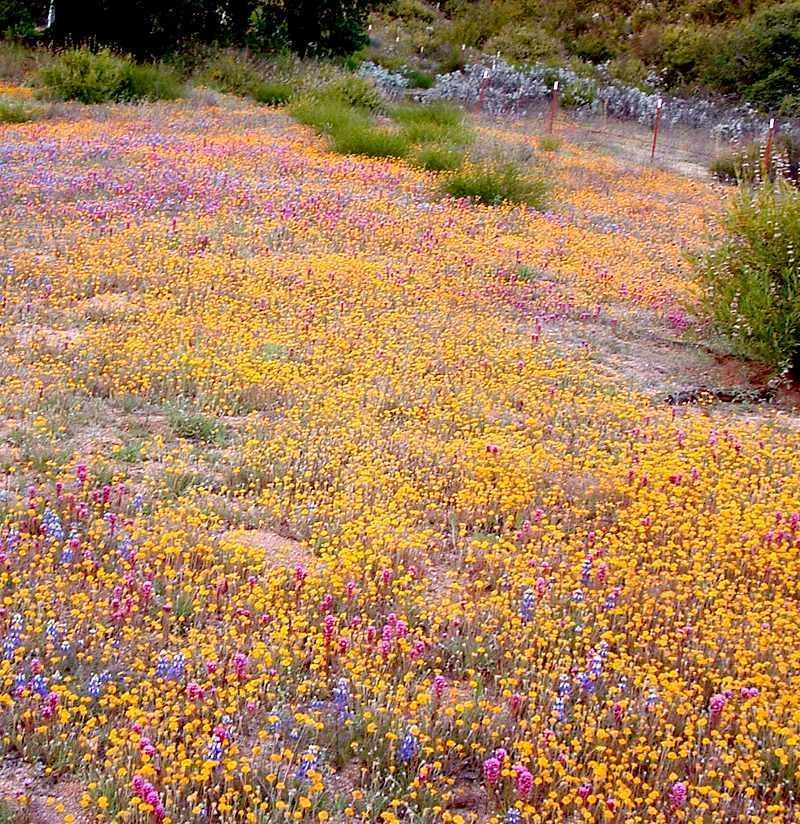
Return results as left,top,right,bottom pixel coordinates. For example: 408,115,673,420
39,49,182,103
695,179,800,371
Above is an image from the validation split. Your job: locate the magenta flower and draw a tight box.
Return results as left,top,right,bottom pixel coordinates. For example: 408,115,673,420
670,781,687,808
483,756,501,785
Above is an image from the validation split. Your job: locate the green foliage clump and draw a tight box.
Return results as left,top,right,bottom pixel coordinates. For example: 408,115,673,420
290,94,371,135
198,52,262,96
392,101,468,143
696,180,800,371
704,2,800,112
251,80,293,105
330,123,410,157
440,161,548,209
0,98,32,122
413,143,464,171
39,49,183,104
403,67,435,88
324,74,384,111
485,25,564,66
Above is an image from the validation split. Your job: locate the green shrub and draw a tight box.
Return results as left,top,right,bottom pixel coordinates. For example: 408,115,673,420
695,180,800,371
39,49,127,104
412,143,464,171
323,74,383,111
607,55,651,89
703,2,800,110
438,46,467,74
485,24,563,66
199,52,261,96
394,0,436,22
330,123,410,158
39,49,182,103
658,25,711,85
120,62,183,101
440,161,548,208
252,81,293,105
403,68,435,89
0,99,32,122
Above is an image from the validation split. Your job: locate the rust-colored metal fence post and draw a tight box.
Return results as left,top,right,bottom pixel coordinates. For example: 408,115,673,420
764,117,776,177
548,80,559,134
650,98,663,163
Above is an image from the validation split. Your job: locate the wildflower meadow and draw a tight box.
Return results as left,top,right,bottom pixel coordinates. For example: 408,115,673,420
1,94,799,823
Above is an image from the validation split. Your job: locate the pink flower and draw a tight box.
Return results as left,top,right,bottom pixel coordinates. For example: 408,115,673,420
483,756,501,784
670,781,687,808
432,675,447,700
709,693,726,719
514,766,533,799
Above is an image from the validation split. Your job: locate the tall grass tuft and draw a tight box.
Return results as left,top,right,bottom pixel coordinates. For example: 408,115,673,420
441,161,549,208
696,179,800,371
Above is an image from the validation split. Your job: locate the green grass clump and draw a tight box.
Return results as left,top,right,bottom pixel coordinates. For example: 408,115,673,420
392,101,469,144
251,81,293,106
413,143,465,171
440,161,549,208
696,179,800,371
290,95,371,135
0,99,33,123
330,123,410,158
39,49,183,103
537,135,562,152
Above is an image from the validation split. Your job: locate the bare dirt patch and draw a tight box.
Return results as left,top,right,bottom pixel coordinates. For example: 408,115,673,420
0,758,88,823
222,528,311,569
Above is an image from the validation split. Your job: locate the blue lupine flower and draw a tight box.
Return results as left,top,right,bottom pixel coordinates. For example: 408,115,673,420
155,651,170,679
520,588,535,623
571,588,584,603
581,557,592,583
132,493,144,512
645,688,659,709
505,810,522,824
398,731,419,764
32,674,48,697
557,674,572,696
553,695,566,721
332,677,350,717
167,652,185,680
206,736,224,762
87,674,102,698
41,508,64,541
